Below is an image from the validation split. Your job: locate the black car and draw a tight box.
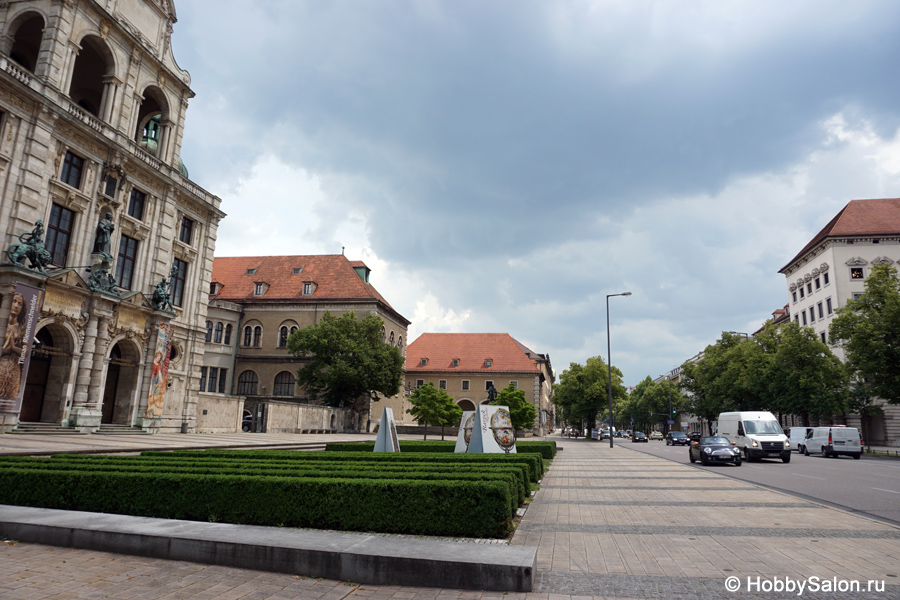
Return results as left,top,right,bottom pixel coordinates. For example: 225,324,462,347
632,431,648,443
689,432,703,443
689,436,741,466
665,431,690,446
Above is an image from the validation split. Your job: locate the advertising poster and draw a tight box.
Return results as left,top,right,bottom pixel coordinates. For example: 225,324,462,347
145,323,172,419
466,405,517,454
0,284,44,413
373,406,400,452
454,411,475,453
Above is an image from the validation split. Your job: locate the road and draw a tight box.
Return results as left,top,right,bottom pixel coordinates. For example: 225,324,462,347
622,439,900,526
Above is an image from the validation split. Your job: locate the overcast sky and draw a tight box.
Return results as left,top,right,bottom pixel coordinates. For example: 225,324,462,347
172,0,900,386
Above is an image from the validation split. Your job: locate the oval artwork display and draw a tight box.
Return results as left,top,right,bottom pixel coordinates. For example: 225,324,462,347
491,407,515,452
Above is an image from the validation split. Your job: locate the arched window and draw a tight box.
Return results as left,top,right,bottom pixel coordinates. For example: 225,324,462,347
236,370,258,395
290,326,298,335
398,336,404,355
279,326,288,348
68,35,115,118
205,321,213,343
224,324,232,346
214,322,223,344
382,325,386,343
135,87,169,157
253,325,262,347
273,371,295,396
9,13,44,73
389,331,395,345
243,325,252,346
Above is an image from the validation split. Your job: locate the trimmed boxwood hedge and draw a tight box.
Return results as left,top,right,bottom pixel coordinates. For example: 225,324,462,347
0,467,512,538
324,440,558,461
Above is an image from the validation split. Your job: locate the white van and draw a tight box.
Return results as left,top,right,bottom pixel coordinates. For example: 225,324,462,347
787,427,813,453
803,426,862,459
717,411,791,463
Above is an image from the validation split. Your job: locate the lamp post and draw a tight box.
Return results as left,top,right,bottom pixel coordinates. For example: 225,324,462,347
606,291,631,448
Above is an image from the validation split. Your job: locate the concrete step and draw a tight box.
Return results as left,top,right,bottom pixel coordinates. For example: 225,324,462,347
5,423,86,435
92,425,149,435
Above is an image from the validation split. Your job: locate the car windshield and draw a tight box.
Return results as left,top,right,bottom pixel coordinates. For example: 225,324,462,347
671,432,686,437
743,420,784,435
635,432,646,437
701,437,731,445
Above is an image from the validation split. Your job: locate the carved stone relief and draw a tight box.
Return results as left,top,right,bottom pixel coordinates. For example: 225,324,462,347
872,256,895,265
845,257,868,266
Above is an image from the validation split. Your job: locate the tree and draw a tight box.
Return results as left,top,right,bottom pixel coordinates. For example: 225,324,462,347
406,382,463,440
829,263,900,405
490,383,537,438
553,356,626,434
287,311,404,411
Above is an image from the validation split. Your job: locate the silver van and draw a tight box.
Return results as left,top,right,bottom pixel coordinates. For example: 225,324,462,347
803,426,862,459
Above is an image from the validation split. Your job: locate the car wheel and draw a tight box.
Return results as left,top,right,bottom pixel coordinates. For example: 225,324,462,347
782,454,790,464
822,446,830,458
803,445,810,456
798,444,804,454
853,453,861,460
689,451,696,463
700,454,708,466
734,459,742,466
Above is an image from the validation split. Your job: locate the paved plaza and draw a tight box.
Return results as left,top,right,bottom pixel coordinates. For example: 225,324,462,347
2,434,899,599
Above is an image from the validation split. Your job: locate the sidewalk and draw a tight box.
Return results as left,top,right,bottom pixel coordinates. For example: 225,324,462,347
2,434,899,599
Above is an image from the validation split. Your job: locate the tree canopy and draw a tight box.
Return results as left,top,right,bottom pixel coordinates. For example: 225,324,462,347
553,356,626,433
287,311,404,410
829,263,900,405
621,376,687,434
489,382,537,437
406,382,463,440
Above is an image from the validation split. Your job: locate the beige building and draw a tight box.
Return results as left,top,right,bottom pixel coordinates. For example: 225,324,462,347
209,254,411,433
779,197,900,446
404,333,555,436
0,0,223,433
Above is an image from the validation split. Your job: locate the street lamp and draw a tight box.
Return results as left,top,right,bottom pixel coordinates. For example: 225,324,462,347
607,291,631,448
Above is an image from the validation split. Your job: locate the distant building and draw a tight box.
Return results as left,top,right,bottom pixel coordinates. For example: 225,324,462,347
0,0,223,433
405,333,554,436
779,197,900,445
209,254,410,433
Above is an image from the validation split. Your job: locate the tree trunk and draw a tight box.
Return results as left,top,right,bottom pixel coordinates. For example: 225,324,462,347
423,420,427,440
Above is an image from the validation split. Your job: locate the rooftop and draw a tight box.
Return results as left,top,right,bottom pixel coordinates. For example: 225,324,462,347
406,333,544,374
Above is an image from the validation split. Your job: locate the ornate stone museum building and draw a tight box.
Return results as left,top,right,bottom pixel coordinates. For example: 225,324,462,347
0,0,223,433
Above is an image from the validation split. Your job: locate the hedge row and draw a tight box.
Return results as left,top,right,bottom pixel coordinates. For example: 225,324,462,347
0,467,511,538
324,440,558,460
144,449,545,483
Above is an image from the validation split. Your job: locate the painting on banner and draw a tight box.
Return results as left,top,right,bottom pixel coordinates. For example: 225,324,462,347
467,404,517,454
145,323,173,419
0,284,44,413
454,411,475,452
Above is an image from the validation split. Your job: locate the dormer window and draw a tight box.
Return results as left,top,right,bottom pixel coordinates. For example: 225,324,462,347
246,268,257,275
302,282,314,296
484,359,492,367
292,267,302,275
420,358,428,367
451,358,459,367
254,282,265,296
209,282,220,295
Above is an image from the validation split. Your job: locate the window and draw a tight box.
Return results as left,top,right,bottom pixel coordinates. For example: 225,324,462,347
254,282,264,296
224,324,232,346
205,321,213,343
806,283,812,295
398,336,403,353
420,358,428,367
824,272,830,285
236,370,259,395
243,325,252,346
253,325,262,347
127,189,146,220
246,268,257,275
809,308,815,323
218,369,227,394
389,331,394,345
115,235,138,290
462,380,470,391
199,366,207,391
510,381,518,389
792,291,797,302
291,326,298,336
799,287,805,299
274,371,295,396
279,326,289,348
46,203,74,266
817,302,824,320
815,277,821,290
60,151,84,188
820,332,827,344
794,314,799,324
179,216,194,244
104,175,117,198
853,293,863,301
214,322,223,344
802,311,807,326
850,267,864,279
292,267,302,274
485,380,494,390
452,358,459,367
302,283,313,296
171,259,187,307
485,359,492,367
826,298,833,314
416,379,424,388
207,367,219,393
439,380,447,390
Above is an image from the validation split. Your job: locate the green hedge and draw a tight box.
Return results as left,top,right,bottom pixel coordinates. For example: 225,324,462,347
145,449,545,483
325,440,558,460
0,467,512,538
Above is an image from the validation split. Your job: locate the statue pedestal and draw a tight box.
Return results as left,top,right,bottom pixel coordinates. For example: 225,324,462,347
90,252,112,272
66,405,102,430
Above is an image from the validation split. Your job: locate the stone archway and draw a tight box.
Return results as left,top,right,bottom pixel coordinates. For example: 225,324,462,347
21,321,76,423
458,398,476,413
101,338,141,425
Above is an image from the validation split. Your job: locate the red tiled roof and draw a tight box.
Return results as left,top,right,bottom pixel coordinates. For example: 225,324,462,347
211,255,402,317
406,333,542,373
781,198,900,271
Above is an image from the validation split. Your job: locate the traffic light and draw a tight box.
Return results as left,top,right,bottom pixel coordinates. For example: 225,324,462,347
672,408,677,414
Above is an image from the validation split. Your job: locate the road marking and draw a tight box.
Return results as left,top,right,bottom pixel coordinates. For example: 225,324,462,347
873,487,900,494
794,474,825,480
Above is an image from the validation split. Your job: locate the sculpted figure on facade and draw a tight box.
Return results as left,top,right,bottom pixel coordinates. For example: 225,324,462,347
5,220,51,273
93,212,115,256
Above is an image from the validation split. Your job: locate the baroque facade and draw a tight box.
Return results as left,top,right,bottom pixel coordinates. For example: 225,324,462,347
208,254,411,433
0,0,223,432
404,333,555,436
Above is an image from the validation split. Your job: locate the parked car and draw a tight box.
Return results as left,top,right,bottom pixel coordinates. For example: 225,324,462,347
689,436,742,466
787,426,813,453
632,432,648,442
666,431,690,446
241,413,253,432
649,431,664,440
803,426,862,459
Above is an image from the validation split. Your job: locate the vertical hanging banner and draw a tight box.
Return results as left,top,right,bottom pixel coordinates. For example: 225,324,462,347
0,284,44,413
145,323,172,419
466,405,517,454
454,411,475,453
373,406,400,452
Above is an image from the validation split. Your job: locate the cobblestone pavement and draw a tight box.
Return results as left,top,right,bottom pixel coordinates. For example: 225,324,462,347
2,436,900,599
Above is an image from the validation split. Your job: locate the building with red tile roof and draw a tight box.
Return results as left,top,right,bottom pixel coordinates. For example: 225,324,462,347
405,333,554,436
204,254,411,433
779,198,900,446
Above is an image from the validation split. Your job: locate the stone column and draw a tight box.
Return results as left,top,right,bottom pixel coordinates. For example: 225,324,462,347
68,312,100,429
88,316,109,409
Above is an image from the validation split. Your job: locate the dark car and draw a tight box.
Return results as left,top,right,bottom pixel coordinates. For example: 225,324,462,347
632,431,648,443
665,431,690,446
689,436,742,466
689,432,703,443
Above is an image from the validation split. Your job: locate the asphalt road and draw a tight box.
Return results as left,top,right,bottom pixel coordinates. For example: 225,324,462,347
621,439,900,526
